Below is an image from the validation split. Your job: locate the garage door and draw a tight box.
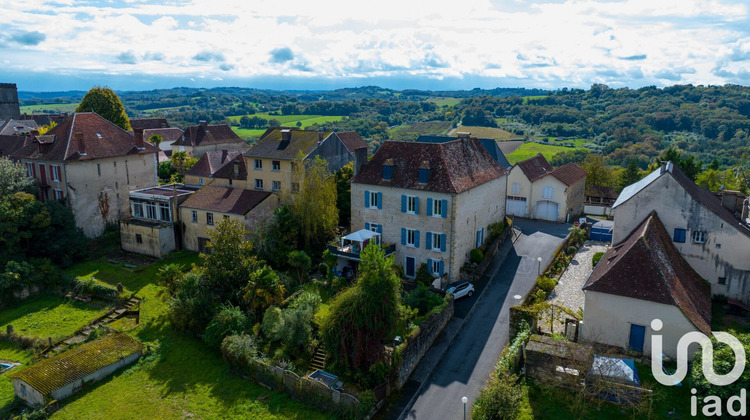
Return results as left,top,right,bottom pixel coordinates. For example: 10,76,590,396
506,197,527,217
535,200,559,221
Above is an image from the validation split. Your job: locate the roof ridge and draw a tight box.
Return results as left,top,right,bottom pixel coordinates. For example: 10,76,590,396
63,113,76,160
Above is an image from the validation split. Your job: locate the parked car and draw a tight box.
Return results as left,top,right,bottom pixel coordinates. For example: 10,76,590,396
444,281,475,300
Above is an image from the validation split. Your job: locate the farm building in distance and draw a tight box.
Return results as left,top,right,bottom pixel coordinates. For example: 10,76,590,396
8,334,143,407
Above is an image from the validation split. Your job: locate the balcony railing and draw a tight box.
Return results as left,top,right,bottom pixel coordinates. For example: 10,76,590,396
327,243,396,260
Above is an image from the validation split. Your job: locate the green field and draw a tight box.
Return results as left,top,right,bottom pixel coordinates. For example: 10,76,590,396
0,296,109,342
227,113,345,129
19,103,78,114
0,251,331,419
506,142,584,164
457,125,524,141
231,127,267,140
389,121,453,141
523,95,548,103
427,97,461,107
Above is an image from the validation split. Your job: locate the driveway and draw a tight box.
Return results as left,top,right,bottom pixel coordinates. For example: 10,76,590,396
399,219,567,420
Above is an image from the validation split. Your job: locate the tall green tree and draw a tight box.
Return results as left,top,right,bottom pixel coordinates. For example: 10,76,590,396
335,162,354,229
287,155,338,252
0,157,34,198
619,158,642,191
580,154,614,188
76,86,131,130
321,242,401,382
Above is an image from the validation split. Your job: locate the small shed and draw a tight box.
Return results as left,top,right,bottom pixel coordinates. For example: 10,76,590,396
524,334,593,385
8,333,143,407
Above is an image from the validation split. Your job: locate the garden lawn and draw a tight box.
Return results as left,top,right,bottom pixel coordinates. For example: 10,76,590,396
0,342,33,418
231,127,266,141
506,142,587,164
0,295,109,342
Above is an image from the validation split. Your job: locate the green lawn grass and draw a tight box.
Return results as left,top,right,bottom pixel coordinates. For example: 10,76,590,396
0,295,110,342
506,142,584,164
427,97,461,107
19,103,78,113
0,342,33,418
231,127,267,140
457,125,524,141
4,251,333,419
523,95,548,103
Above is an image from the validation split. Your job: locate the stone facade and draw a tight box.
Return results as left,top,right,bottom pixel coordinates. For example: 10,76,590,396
613,167,750,303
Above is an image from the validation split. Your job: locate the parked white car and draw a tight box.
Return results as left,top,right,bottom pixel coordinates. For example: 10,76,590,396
444,281,475,300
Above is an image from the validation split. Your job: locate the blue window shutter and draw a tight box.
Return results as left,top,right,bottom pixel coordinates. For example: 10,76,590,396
414,197,419,214
401,195,406,213
439,260,444,276
365,222,370,230
673,228,686,243
377,192,383,209
426,232,432,250
377,225,382,234
427,198,433,216
441,199,448,218
365,190,370,208
415,230,420,248
427,259,434,275
441,234,446,252
476,230,481,248
401,228,406,245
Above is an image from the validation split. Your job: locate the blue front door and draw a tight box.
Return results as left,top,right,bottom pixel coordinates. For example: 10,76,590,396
405,256,416,278
629,324,646,352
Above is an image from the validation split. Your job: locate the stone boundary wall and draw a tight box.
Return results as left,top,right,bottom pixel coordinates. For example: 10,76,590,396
394,295,454,389
459,218,513,283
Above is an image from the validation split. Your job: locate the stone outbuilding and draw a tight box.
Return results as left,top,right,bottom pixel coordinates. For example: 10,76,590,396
8,334,143,407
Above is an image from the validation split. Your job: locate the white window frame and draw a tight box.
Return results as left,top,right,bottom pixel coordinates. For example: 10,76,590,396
272,160,281,171
191,210,198,223
206,212,214,226
254,159,262,170
432,199,442,217
369,191,379,209
512,182,520,195
543,186,554,199
51,164,60,182
431,232,442,251
54,189,63,200
431,259,441,276
255,179,263,190
132,202,144,218
692,231,706,244
272,180,281,191
25,162,33,178
146,203,157,220
369,222,381,234
406,228,416,247
159,203,171,222
407,195,417,214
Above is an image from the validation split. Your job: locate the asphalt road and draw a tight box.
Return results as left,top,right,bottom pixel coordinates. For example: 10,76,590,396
401,219,567,420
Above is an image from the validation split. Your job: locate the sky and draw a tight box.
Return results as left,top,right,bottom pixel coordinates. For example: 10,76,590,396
2,0,750,92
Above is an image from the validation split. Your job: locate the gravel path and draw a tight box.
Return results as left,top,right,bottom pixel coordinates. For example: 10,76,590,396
547,241,610,314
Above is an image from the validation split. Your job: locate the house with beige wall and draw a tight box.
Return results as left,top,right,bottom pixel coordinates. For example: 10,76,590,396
171,121,248,158
179,186,278,252
350,137,508,284
184,149,247,189
244,128,368,195
613,162,750,305
506,154,586,222
11,113,159,237
582,212,711,359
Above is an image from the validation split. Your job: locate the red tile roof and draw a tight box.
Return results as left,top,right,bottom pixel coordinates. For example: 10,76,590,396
336,131,369,153
583,212,711,335
10,112,158,162
172,124,245,147
130,118,169,130
352,138,508,194
551,162,587,186
144,127,183,143
185,150,247,180
181,186,272,215
0,134,31,157
516,153,553,181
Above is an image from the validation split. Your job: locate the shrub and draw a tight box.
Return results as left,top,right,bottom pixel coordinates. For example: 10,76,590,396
473,367,526,420
221,334,258,370
403,284,444,316
204,304,250,349
470,248,484,263
415,263,433,286
592,252,605,266
318,262,330,277
534,288,547,303
489,221,506,237
261,306,284,341
690,332,750,400
565,246,578,255
537,276,557,292
73,276,119,301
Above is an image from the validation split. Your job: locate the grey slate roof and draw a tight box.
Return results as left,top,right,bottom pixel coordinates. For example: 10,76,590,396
416,135,512,169
0,119,38,136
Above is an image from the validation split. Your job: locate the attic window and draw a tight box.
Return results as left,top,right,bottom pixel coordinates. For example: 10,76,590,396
96,133,102,139
418,168,431,184
382,159,394,180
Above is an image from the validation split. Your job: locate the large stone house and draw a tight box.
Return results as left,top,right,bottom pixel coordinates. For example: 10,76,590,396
171,121,248,158
11,112,159,237
505,154,586,222
179,186,278,252
350,137,508,284
416,133,512,170
613,162,750,304
582,212,711,359
244,127,368,195
183,149,247,189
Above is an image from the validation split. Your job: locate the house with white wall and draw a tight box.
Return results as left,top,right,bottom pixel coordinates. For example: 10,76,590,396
505,154,586,222
350,137,508,284
613,162,750,304
582,212,711,359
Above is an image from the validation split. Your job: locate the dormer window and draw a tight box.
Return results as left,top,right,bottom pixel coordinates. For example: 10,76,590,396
418,168,431,184
382,159,394,180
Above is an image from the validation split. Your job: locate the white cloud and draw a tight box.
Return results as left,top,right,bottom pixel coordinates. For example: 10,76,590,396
1,0,749,89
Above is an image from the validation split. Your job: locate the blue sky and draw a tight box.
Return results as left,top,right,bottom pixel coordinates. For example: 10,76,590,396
1,0,750,92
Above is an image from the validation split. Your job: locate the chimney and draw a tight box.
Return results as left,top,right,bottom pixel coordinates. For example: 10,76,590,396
199,120,207,129
134,128,145,150
76,132,86,155
318,130,324,141
353,147,368,176
281,129,291,142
